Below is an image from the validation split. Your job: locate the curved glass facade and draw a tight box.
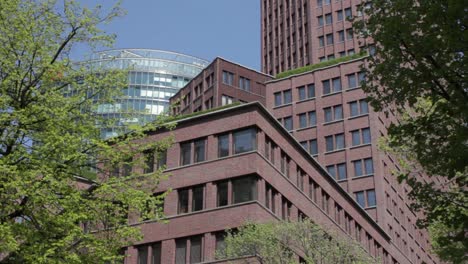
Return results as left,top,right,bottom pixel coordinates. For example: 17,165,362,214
85,49,208,138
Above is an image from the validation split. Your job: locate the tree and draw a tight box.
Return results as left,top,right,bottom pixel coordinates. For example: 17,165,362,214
217,220,377,264
353,1,468,262
0,1,172,263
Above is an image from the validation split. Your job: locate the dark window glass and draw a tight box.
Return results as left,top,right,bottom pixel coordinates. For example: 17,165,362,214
365,158,374,174
345,8,352,19
218,134,229,157
348,74,357,88
152,243,162,264
337,163,347,180
299,113,307,128
362,128,371,144
283,116,293,131
192,186,204,212
194,139,206,163
215,233,226,257
325,136,334,152
138,246,148,264
144,151,154,174
327,165,336,179
358,72,366,85
307,84,315,98
338,30,345,42
232,177,257,204
175,239,186,264
325,13,333,24
324,107,332,122
332,77,341,92
326,33,334,45
360,100,369,114
334,105,343,120
309,111,317,126
354,160,363,176
367,190,376,207
318,16,324,26
356,191,365,207
346,28,354,39
190,236,202,263
156,150,167,169
283,90,292,104
322,80,331,94
300,141,308,150
336,134,345,149
217,181,228,207
274,92,282,106
337,10,343,21
178,189,189,214
233,128,256,154
298,86,306,100
180,142,192,165
350,101,359,116
352,130,361,146
310,139,318,155
319,36,325,47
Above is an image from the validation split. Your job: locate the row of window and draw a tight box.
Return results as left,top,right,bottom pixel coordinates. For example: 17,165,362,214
326,158,374,180
317,8,352,27
318,29,353,47
273,73,366,107
222,70,251,92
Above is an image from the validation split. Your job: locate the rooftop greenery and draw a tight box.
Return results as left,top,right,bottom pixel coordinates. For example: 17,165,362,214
275,52,368,79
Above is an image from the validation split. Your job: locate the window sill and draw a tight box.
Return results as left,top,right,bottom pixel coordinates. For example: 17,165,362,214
323,119,344,126
296,125,317,132
345,86,362,92
272,102,293,109
337,178,348,183
365,205,377,210
324,148,345,155
349,143,372,149
296,97,316,104
347,113,369,120
352,174,374,180
321,90,342,98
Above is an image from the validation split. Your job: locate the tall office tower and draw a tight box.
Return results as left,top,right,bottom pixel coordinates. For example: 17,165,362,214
84,49,208,138
261,0,369,75
261,0,439,263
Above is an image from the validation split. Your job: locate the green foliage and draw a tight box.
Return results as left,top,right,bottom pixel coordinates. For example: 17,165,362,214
0,1,171,263
354,1,468,262
218,220,377,264
275,52,368,79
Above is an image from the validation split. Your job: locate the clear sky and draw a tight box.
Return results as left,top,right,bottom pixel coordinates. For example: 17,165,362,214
77,0,261,70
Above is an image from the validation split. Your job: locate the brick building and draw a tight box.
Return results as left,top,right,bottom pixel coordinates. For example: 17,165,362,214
122,102,418,263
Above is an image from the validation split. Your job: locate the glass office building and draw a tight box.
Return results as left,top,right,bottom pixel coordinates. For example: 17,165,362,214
85,49,208,138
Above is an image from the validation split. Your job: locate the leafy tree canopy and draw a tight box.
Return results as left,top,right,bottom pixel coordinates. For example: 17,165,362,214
217,220,377,264
0,0,171,263
354,1,467,262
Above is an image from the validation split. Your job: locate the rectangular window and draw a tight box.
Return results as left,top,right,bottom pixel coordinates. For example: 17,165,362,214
338,30,345,42
283,116,293,131
360,100,369,114
337,10,343,21
152,243,162,264
233,127,256,154
280,152,290,177
310,139,318,155
307,84,315,98
324,107,332,122
283,89,292,104
308,111,317,126
334,105,343,120
349,100,369,117
217,181,228,207
299,113,307,128
346,28,354,40
218,134,229,157
138,246,148,264
337,163,347,180
322,192,330,214
175,239,187,264
298,86,306,100
319,36,325,47
367,190,376,207
190,236,202,263
215,233,226,257
353,160,363,177
318,16,324,27
309,179,317,202
325,133,345,151
348,74,357,88
365,158,374,174
352,130,361,146
194,138,206,163
221,95,233,106
325,13,333,24
192,186,204,212
345,8,352,19
180,142,192,166
326,165,336,179
322,80,331,94
332,77,341,92
232,176,257,203
358,72,366,85
274,92,282,106
239,77,251,91
144,150,155,174
326,33,334,45
356,191,365,207
222,71,234,85
178,189,189,214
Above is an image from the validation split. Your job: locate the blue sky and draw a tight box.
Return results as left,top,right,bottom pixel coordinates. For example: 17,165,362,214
77,0,261,69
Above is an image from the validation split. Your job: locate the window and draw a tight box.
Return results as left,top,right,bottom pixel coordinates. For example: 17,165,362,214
280,151,290,177
301,139,318,155
218,134,229,157
222,71,234,85
178,185,204,214
138,246,148,264
298,111,316,128
239,77,251,91
337,10,343,21
332,77,341,92
217,181,228,206
317,0,322,7
347,73,357,88
326,33,334,45
307,84,316,98
355,189,376,208
322,191,330,214
298,86,306,100
351,128,371,146
299,113,307,128
318,16,324,26
281,116,293,131
274,90,292,106
152,243,162,264
338,30,345,42
190,236,202,263
265,136,276,163
274,92,282,106
319,36,325,47
327,163,347,180
324,105,343,123
233,127,256,154
194,138,206,163
349,100,369,117
175,236,203,264
297,168,305,191
281,197,292,220
322,79,330,94
215,232,227,257
345,7,352,19
325,13,333,24
353,158,374,177
325,133,345,152
232,176,257,203
346,28,354,39
221,95,233,106
323,78,341,95
309,178,318,202
180,142,192,165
